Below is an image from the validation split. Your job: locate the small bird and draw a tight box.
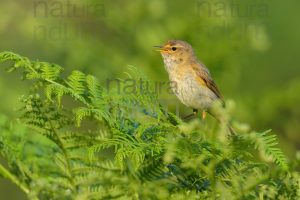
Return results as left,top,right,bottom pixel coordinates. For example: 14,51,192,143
155,40,223,120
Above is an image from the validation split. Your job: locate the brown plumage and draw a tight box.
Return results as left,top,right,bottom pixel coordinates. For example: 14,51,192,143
192,62,222,99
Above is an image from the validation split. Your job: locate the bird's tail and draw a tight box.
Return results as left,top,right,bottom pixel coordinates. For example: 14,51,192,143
207,109,236,136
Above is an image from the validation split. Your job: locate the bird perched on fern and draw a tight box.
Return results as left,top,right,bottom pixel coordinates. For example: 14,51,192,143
155,40,232,126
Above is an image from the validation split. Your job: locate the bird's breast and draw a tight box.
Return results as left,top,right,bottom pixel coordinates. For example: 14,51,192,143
168,70,218,110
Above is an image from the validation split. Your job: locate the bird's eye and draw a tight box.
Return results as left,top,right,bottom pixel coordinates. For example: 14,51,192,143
171,47,177,51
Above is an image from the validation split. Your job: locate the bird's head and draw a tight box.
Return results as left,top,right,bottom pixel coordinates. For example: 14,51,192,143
155,40,196,66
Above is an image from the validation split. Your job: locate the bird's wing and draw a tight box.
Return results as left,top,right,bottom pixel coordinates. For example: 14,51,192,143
192,62,223,99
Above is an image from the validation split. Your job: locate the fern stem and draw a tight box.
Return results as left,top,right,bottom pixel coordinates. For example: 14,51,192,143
33,100,77,192
47,116,77,192
0,164,30,194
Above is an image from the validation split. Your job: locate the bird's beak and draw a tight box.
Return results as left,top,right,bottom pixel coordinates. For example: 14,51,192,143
153,45,163,52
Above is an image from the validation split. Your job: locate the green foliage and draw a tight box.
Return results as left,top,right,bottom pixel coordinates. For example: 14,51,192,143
0,52,299,200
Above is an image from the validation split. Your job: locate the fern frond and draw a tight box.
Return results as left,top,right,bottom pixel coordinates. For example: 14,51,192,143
66,70,87,97
86,75,103,104
247,130,289,170
37,62,63,80
45,84,69,106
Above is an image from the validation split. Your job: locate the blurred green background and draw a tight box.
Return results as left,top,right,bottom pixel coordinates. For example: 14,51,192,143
0,0,299,199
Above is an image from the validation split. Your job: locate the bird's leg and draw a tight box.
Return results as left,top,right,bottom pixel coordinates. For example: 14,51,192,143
202,110,206,120
183,109,198,120
193,109,198,115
